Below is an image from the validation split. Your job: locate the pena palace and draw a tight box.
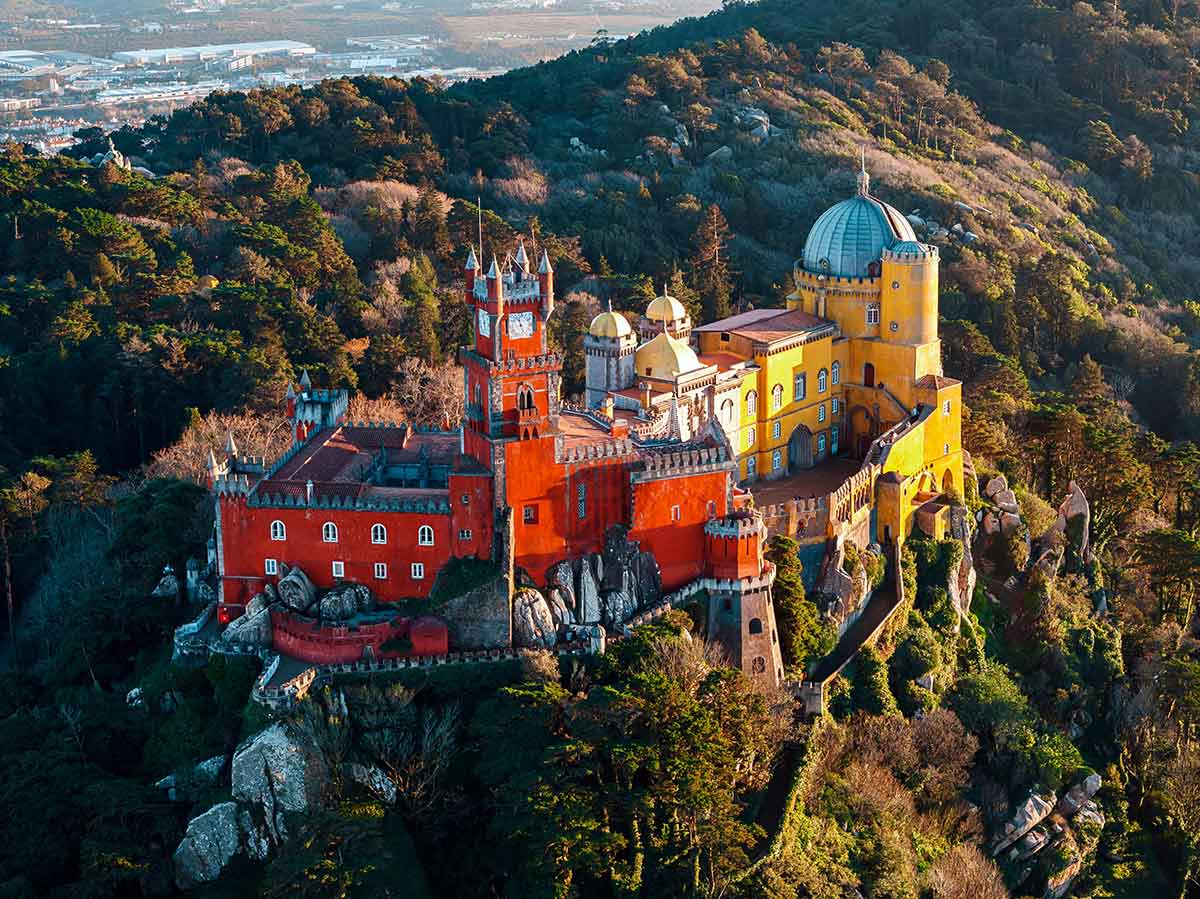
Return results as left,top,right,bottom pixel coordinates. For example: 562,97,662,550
205,167,964,692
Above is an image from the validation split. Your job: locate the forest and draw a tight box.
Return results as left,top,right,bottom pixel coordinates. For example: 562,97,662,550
1,0,1200,896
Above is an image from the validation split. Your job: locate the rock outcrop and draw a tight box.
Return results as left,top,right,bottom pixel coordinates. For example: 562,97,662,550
173,802,242,889
947,505,977,619
276,565,318,615
814,541,873,635
513,588,558,648
221,605,272,647
319,583,374,621
345,762,397,804
1056,772,1102,817
991,791,1056,855
434,569,511,649
545,526,661,632
151,566,180,599
231,722,330,845
1047,481,1091,571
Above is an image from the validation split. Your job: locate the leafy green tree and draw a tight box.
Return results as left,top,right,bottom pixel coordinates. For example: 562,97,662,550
851,645,898,716
766,536,833,674
403,253,442,364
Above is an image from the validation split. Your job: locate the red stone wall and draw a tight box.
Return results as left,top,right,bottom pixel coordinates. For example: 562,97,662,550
270,610,448,664
630,472,729,590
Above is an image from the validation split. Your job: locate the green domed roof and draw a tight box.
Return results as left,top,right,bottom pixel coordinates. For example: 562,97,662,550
801,173,916,278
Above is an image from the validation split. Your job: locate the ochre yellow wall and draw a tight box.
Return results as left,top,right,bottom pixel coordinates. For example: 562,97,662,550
880,255,938,346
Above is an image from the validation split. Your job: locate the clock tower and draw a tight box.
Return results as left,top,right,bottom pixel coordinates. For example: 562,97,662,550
460,240,561,474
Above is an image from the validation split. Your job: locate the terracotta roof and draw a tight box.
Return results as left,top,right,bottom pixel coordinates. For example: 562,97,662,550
914,374,961,390
693,308,831,343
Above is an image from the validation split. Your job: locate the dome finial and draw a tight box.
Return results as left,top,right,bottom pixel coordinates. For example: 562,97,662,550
856,145,870,197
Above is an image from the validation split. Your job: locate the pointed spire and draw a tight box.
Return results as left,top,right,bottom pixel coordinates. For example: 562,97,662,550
514,239,529,270
538,248,553,275
285,382,296,400
206,448,218,472
486,255,500,279
465,245,479,271
225,431,238,457
856,145,870,197
299,368,312,390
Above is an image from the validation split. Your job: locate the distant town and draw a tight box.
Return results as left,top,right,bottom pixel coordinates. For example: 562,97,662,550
0,0,719,154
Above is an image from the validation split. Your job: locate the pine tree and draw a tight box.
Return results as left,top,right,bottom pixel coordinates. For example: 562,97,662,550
1072,354,1108,408
691,204,733,322
413,185,450,258
666,265,701,325
765,535,834,674
403,253,442,364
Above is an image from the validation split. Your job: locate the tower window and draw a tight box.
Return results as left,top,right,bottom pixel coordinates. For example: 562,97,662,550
749,618,763,635
818,369,828,393
459,528,473,540
671,505,681,522
793,372,806,401
943,399,952,415
517,384,535,411
270,520,286,541
746,390,757,416
374,563,387,580
944,443,951,456
831,361,841,385
772,384,783,411
707,500,717,517
747,456,757,476
264,558,278,576
772,449,782,472
332,561,344,579
523,504,537,524
322,522,338,543
745,430,754,449
832,397,840,416
577,483,587,520
371,523,387,544
866,303,880,325
720,332,730,342
411,562,425,580
461,494,470,505
817,433,827,455
417,525,435,546
818,403,826,423
772,420,781,440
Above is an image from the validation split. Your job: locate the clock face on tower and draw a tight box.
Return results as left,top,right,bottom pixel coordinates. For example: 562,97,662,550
507,311,535,339
477,307,490,338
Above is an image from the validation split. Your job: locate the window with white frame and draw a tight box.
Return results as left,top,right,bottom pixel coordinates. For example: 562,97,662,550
707,500,717,517
411,562,425,580
746,390,757,416
270,520,286,541
866,303,880,325
322,522,338,543
831,361,841,385
818,368,828,393
671,505,681,522
417,525,434,546
793,372,806,401
817,433,827,455
459,529,472,540
264,558,278,576
332,560,344,578
943,399,952,415
745,430,754,449
772,449,782,471
374,562,387,579
818,403,826,423
720,398,735,425
772,420,782,440
944,443,951,456
747,456,756,476
772,384,783,411
832,397,840,416
371,523,387,544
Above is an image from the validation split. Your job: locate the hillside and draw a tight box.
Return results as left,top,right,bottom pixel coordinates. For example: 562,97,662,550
0,2,1199,898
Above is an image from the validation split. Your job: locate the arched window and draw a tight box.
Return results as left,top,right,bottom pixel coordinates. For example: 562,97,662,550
745,430,754,449
832,397,840,416
746,456,757,477
818,403,826,423
322,522,338,543
371,524,387,545
793,372,806,401
270,520,286,541
866,303,881,325
772,384,783,411
749,618,763,634
817,433,827,456
772,449,782,472
831,361,841,385
818,368,828,393
720,398,734,425
772,420,782,440
517,384,535,410
746,390,757,416
417,525,434,546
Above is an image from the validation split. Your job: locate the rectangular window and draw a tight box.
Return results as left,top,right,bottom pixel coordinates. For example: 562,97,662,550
411,562,425,580
818,403,826,423
772,449,782,471
523,504,537,524
671,505,681,522
264,558,277,576
772,420,782,440
461,493,470,505
577,483,587,520
707,500,717,517
458,528,473,540
943,399,952,415
794,372,806,401
832,397,840,415
374,563,387,580
332,561,344,579
720,332,730,342
745,430,754,449
866,304,880,325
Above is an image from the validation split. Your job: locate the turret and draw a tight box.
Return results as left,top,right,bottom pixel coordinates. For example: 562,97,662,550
704,510,766,581
464,245,479,295
285,382,296,418
486,255,504,316
538,249,554,320
514,239,530,273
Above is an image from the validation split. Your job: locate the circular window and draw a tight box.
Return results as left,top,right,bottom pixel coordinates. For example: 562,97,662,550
890,321,900,332
892,280,900,289
819,258,830,270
